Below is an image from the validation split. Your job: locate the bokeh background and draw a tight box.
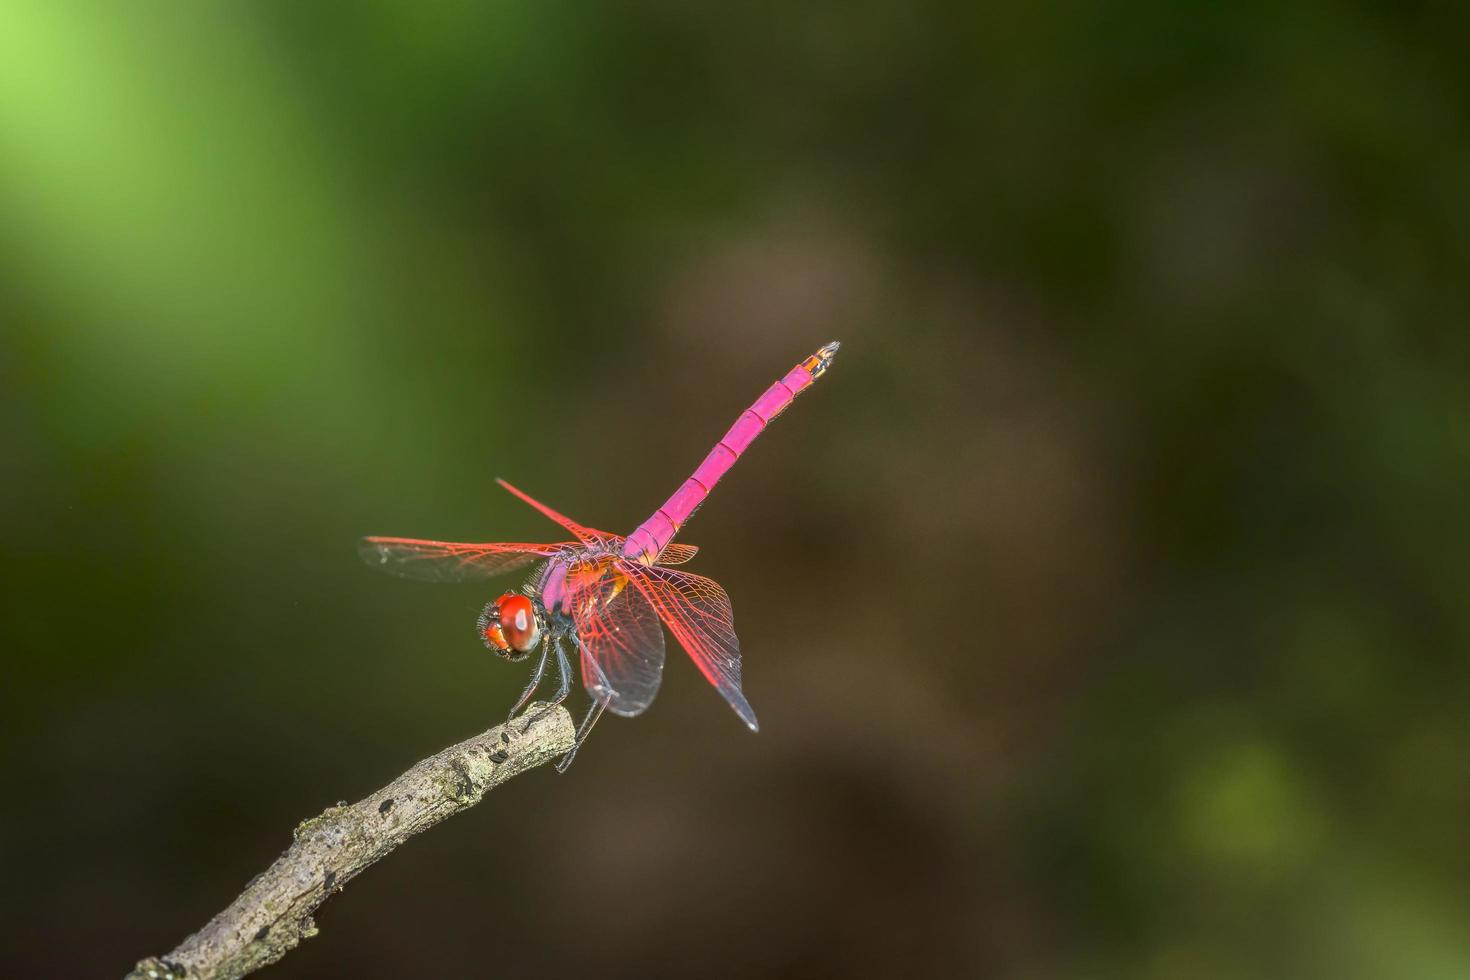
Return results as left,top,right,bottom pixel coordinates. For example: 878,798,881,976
3,3,1469,977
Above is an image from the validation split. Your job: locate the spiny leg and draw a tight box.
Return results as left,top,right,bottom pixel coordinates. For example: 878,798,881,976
528,635,574,723
550,635,573,705
507,639,550,721
555,697,607,774
553,635,610,772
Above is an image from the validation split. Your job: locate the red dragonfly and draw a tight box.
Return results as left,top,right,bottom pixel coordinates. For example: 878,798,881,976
361,342,840,769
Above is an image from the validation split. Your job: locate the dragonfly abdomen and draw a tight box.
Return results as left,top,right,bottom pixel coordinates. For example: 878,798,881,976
622,342,840,563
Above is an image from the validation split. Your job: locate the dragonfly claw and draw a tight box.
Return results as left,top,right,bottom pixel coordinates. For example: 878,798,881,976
525,636,574,726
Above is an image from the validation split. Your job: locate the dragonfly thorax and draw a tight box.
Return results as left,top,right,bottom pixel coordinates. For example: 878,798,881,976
535,551,618,618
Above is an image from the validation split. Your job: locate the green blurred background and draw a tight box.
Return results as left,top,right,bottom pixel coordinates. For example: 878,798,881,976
3,3,1468,977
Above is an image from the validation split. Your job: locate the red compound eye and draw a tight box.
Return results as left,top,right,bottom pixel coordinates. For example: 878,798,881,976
496,594,540,653
478,604,509,652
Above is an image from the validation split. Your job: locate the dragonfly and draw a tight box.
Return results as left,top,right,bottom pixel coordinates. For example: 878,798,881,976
360,341,840,770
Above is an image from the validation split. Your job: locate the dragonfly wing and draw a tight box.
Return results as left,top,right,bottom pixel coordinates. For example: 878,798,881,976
358,537,564,582
495,478,617,543
628,564,757,731
568,565,666,717
654,542,699,565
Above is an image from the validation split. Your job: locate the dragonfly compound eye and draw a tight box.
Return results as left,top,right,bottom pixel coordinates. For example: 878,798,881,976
477,600,513,657
495,593,541,654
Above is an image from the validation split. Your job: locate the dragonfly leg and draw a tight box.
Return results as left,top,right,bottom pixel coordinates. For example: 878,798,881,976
507,639,550,721
549,635,573,705
555,696,607,774
527,635,574,723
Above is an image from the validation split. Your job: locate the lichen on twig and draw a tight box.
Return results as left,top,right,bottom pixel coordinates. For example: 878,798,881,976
126,703,575,980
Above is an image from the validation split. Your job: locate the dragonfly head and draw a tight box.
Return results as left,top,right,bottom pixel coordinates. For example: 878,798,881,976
478,593,542,661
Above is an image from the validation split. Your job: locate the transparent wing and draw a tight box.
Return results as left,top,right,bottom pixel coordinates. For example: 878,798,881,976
654,543,699,565
358,536,565,582
495,478,617,544
566,563,665,717
628,564,757,731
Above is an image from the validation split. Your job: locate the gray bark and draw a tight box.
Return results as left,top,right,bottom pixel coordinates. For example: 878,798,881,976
126,703,575,980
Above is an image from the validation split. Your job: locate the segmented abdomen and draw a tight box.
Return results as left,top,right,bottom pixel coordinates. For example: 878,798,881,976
622,342,839,563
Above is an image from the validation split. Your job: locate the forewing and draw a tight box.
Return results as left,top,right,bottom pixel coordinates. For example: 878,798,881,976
495,478,618,543
358,537,564,582
629,565,757,731
654,543,699,565
567,563,665,717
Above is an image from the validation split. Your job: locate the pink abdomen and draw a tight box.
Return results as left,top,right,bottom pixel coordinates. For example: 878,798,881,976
621,343,838,563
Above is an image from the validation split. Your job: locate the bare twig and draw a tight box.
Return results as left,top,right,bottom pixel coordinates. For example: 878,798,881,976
126,703,575,980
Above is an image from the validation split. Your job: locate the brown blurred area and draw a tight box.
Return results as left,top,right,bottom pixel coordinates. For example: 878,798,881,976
3,3,1470,978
